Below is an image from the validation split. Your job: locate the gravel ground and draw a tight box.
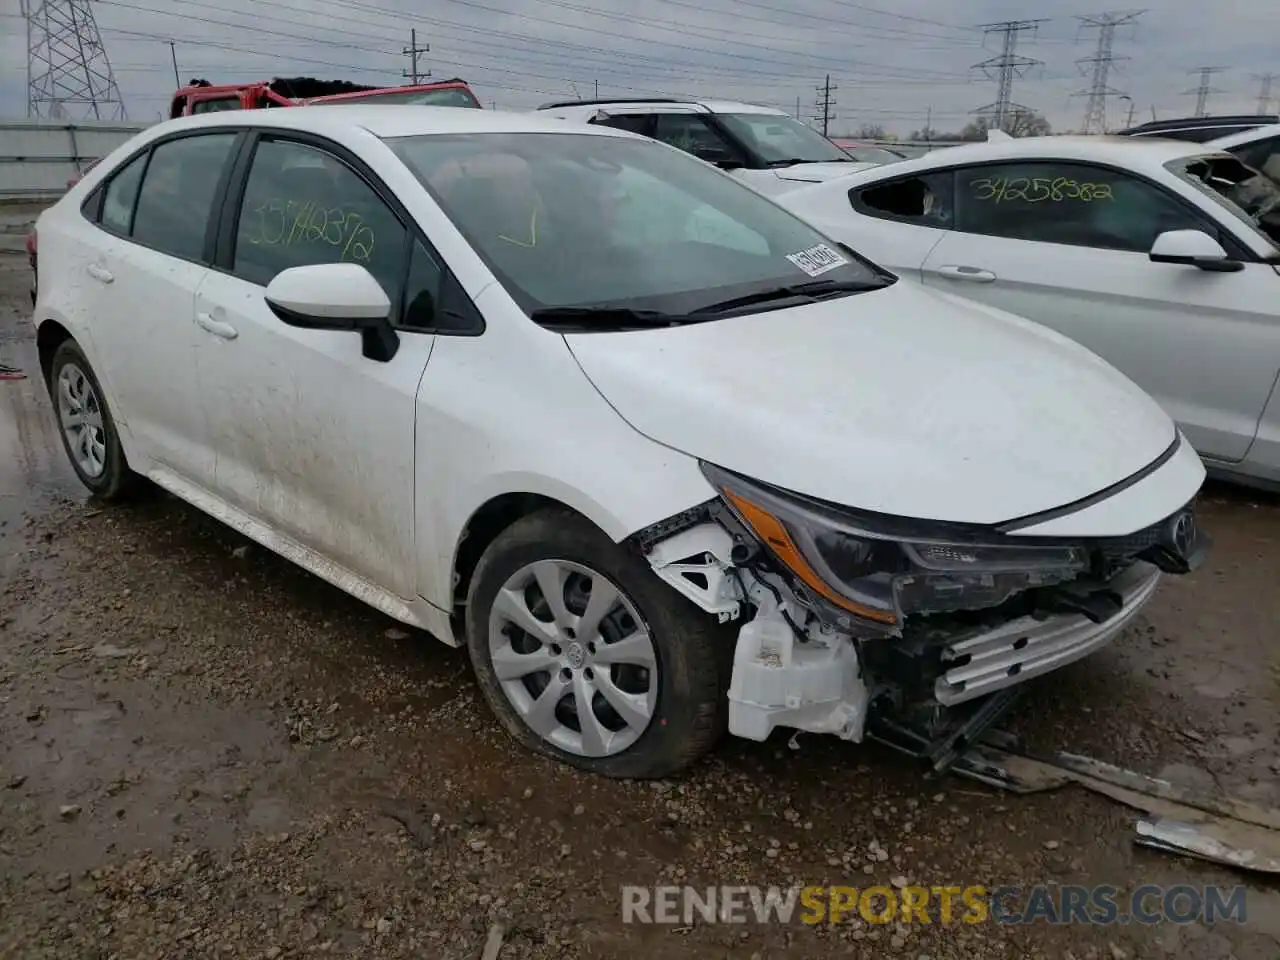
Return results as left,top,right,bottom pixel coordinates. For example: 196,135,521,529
3,240,1280,959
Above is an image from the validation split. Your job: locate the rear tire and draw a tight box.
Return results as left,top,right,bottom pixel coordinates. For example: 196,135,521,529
48,339,139,500
465,508,731,779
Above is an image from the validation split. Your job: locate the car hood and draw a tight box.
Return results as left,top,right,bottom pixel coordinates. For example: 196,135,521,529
770,160,878,184
563,280,1178,526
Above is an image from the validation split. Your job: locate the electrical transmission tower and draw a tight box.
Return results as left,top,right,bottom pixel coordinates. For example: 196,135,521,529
814,74,837,137
1184,67,1226,117
1073,10,1144,134
1254,72,1279,114
972,20,1046,134
24,0,127,120
402,28,430,85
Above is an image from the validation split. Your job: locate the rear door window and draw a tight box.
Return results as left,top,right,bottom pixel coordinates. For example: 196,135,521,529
130,133,239,260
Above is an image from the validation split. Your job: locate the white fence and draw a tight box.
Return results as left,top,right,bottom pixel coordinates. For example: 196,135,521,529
0,120,150,200
0,121,969,200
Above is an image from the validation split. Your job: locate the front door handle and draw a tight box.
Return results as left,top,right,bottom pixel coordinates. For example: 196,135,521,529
195,311,238,340
86,264,114,284
935,264,997,283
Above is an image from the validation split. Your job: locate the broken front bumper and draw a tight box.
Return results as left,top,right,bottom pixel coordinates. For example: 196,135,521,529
934,561,1161,706
725,560,1164,746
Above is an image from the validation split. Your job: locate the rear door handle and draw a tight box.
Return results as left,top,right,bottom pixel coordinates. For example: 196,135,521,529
195,311,238,340
86,264,114,284
935,265,997,283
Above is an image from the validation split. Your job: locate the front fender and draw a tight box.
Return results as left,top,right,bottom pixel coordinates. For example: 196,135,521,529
412,312,718,611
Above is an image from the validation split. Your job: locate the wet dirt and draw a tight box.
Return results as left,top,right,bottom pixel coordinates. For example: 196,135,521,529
2,250,1280,959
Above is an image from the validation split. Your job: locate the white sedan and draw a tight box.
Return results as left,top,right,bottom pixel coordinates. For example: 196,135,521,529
1208,123,1280,182
777,135,1280,491
33,107,1207,779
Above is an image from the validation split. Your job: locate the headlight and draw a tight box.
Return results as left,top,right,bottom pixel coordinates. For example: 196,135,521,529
701,463,1089,629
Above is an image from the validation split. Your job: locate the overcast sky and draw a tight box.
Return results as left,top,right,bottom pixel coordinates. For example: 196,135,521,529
2,0,1277,135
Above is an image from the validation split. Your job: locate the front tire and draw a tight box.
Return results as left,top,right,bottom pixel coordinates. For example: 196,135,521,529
465,508,730,779
48,339,138,499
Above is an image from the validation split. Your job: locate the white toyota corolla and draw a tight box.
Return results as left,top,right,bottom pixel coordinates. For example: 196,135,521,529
32,106,1209,779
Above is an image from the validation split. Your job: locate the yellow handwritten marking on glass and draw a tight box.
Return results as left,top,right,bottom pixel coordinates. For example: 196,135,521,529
969,177,1114,202
243,198,375,263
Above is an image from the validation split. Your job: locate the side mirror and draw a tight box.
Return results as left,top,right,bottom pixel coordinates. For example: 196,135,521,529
265,262,400,362
1149,229,1243,273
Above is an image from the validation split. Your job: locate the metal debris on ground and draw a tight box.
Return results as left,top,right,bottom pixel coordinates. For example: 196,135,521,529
1136,818,1280,873
480,922,505,960
945,732,1280,874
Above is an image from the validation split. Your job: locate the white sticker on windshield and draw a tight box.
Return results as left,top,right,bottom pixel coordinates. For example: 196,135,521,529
785,242,848,277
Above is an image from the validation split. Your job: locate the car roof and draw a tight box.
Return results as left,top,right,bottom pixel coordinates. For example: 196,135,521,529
1119,114,1278,135
148,104,639,141
535,98,786,117
837,134,1229,182
1208,122,1280,149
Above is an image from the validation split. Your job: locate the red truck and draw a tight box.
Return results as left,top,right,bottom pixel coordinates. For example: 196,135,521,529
170,76,482,117
26,76,481,304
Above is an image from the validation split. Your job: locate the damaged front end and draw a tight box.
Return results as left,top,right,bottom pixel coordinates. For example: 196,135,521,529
634,462,1210,766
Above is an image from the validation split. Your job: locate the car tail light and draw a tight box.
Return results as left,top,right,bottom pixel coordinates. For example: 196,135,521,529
25,228,36,268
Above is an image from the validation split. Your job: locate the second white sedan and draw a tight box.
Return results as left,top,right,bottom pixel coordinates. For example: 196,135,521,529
776,135,1280,491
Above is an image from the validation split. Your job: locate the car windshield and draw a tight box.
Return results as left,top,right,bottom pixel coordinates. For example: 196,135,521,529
322,87,481,108
387,131,887,325
1167,154,1280,250
715,113,853,165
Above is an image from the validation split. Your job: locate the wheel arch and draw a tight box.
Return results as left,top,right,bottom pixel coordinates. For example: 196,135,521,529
35,317,74,385
35,316,140,463
447,492,603,635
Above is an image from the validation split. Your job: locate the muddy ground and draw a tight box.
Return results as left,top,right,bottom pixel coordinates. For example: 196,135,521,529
2,219,1280,958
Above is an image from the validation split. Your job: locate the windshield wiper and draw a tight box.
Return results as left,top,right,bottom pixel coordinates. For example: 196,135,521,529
530,305,693,331
765,157,855,168
688,278,891,316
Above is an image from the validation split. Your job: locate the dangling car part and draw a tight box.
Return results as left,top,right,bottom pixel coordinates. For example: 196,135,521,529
636,455,1209,769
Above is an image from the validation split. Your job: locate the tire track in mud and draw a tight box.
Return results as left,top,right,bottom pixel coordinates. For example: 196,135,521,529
0,272,77,494
0,262,81,596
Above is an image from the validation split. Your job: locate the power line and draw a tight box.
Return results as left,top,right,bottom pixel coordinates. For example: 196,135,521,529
402,27,428,85
971,19,1046,133
814,73,836,136
92,0,971,86
78,0,981,116
24,0,127,120
1254,72,1279,114
1073,10,1143,134
1184,66,1226,117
